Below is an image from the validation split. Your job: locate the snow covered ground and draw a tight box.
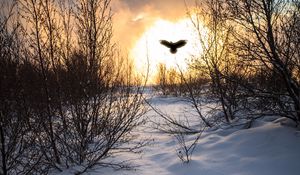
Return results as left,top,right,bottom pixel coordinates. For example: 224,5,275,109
57,92,300,175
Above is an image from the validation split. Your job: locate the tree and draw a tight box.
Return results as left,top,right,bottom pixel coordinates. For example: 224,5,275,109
156,63,168,95
188,0,240,122
225,0,300,124
0,0,146,173
0,1,46,174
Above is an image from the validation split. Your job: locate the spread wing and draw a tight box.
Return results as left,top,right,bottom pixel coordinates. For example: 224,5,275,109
160,40,173,48
173,40,187,48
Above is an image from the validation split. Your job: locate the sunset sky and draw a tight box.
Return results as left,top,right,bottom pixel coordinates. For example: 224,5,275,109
112,0,194,48
111,0,202,83
0,0,203,83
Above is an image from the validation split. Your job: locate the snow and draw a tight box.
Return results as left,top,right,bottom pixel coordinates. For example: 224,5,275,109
56,92,300,175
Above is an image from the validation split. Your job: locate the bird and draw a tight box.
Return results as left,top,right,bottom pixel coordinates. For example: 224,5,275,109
160,40,187,54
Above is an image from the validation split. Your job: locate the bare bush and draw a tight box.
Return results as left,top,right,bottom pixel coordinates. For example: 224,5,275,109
175,131,202,163
0,2,46,174
224,0,300,124
1,0,147,174
187,0,242,123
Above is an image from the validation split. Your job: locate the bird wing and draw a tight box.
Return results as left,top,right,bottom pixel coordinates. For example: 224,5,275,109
173,40,187,48
160,40,173,48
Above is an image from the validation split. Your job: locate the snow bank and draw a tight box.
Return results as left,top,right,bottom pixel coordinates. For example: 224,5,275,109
56,95,300,175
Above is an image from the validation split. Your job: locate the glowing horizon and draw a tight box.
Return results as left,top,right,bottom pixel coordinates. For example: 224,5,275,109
130,17,206,84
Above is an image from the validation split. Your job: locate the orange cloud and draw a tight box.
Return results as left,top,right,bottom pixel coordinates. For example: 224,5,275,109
111,0,195,52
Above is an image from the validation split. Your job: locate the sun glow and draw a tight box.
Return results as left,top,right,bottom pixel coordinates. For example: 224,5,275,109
131,18,206,84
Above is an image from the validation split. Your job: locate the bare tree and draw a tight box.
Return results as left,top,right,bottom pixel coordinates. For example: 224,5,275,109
187,0,241,123
18,0,64,169
225,0,300,124
0,1,46,174
155,63,168,95
56,0,147,173
1,0,147,173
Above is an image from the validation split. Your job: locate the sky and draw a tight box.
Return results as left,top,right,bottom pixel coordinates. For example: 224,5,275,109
111,0,195,52
0,0,200,84
111,0,201,83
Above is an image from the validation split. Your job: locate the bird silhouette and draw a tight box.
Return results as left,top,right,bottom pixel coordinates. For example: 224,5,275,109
160,40,187,54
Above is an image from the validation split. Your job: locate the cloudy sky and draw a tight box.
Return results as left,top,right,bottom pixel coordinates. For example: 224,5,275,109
109,0,204,83
111,0,195,51
0,0,200,83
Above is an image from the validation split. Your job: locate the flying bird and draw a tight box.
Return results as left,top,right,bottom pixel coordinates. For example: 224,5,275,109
160,40,187,54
